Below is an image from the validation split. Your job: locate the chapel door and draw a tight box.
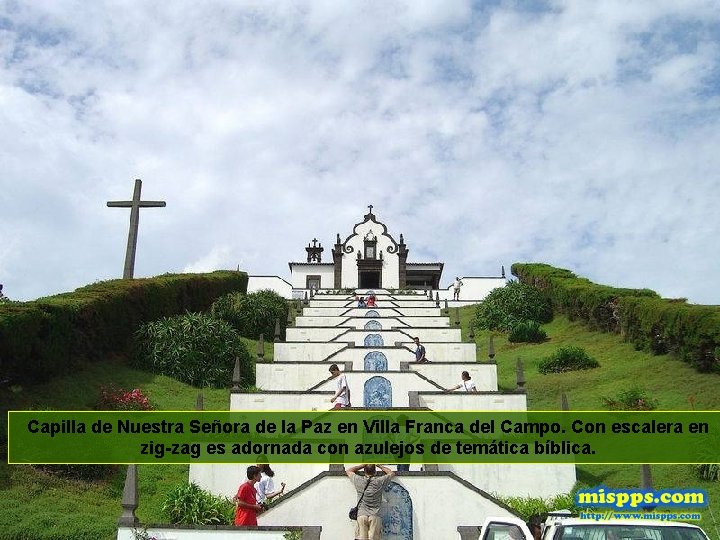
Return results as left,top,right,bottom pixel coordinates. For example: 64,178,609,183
359,270,381,289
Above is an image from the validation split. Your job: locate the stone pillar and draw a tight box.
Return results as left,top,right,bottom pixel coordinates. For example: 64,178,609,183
274,318,281,342
398,234,408,288
118,465,139,527
232,356,242,391
515,358,526,392
332,234,343,288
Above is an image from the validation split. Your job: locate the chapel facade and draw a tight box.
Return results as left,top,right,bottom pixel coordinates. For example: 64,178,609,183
289,206,443,290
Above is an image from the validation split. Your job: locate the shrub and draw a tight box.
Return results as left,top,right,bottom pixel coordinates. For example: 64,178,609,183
512,263,720,373
601,386,658,411
508,320,547,343
695,464,720,481
134,312,253,388
496,492,578,520
474,281,552,331
96,386,153,411
0,271,247,385
538,346,599,374
162,482,234,525
212,289,289,340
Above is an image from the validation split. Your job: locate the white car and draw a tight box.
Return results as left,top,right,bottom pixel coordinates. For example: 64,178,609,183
540,513,711,540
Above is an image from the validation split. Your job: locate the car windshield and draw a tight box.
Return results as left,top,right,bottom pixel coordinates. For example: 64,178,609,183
557,524,707,540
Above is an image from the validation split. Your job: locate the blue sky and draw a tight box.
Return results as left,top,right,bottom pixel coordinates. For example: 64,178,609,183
1,0,719,303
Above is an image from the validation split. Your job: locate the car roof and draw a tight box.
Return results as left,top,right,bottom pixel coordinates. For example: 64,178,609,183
549,519,701,529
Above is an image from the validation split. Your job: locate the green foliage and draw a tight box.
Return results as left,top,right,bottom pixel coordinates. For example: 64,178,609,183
496,492,578,520
284,532,303,540
35,464,117,481
512,263,720,373
161,482,234,525
0,271,248,385
695,464,720,482
602,386,658,411
508,320,547,343
212,289,289,340
538,346,599,374
474,281,553,332
134,312,252,388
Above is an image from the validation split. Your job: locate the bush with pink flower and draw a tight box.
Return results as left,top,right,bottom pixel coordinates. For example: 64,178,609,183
97,385,153,411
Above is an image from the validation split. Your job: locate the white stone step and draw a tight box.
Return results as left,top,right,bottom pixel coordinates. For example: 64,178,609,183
294,316,449,328
255,363,498,392
273,342,478,362
285,327,462,344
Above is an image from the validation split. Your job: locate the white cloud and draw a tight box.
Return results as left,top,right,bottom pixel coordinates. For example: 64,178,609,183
1,1,719,304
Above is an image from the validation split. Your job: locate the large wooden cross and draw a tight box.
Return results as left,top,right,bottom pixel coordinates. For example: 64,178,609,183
107,179,166,279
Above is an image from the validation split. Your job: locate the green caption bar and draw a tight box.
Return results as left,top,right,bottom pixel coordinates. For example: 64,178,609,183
7,411,719,464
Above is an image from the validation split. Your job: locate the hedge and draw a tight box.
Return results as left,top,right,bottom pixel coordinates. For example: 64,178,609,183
0,271,248,384
512,263,720,372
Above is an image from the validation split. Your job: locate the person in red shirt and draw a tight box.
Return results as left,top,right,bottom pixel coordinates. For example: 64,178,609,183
234,465,264,526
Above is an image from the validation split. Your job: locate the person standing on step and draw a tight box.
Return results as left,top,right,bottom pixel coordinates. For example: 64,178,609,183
233,466,264,526
328,363,351,409
453,277,463,301
413,337,430,363
346,464,396,540
445,370,477,392
255,463,286,505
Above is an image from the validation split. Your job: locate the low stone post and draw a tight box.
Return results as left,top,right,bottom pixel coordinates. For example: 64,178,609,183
287,306,293,327
303,291,309,305
118,464,139,527
195,392,204,411
560,392,569,411
274,318,281,343
641,464,654,490
515,358,526,392
435,292,440,307
232,356,242,391
468,323,475,342
488,335,495,359
257,334,265,362
444,298,449,315
454,307,460,326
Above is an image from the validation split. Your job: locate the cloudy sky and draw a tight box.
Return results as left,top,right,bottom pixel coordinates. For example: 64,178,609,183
2,1,719,304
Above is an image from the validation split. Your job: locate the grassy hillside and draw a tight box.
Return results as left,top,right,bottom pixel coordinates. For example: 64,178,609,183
2,308,719,539
459,305,720,539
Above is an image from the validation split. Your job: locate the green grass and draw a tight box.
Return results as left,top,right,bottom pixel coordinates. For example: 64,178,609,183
0,352,238,540
3,310,720,539
460,305,720,538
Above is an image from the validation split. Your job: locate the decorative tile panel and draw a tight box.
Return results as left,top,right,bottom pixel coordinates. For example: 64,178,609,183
364,376,391,408
381,481,413,540
364,320,382,330
363,351,388,371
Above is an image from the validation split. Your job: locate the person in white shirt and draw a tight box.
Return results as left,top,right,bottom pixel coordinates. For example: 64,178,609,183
329,363,351,408
445,371,477,392
254,463,285,504
453,277,463,301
